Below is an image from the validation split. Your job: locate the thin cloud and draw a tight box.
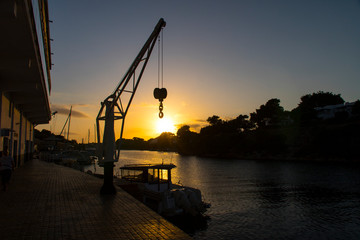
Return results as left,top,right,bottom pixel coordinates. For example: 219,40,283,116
72,103,91,107
51,104,90,118
71,110,89,118
195,119,207,123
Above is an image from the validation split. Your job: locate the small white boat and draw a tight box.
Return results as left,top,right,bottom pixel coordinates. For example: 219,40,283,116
116,163,210,217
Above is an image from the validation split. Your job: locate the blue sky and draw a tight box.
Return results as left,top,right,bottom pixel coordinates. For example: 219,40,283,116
45,0,360,141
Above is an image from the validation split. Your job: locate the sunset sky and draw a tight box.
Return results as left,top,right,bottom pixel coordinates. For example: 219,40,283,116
39,1,360,142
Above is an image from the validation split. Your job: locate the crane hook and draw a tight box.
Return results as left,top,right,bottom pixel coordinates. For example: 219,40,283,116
158,101,164,118
154,88,167,118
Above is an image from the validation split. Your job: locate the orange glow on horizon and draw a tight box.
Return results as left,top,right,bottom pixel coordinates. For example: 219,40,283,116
155,116,176,135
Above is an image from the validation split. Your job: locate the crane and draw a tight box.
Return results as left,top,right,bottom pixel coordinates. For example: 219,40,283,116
96,18,166,194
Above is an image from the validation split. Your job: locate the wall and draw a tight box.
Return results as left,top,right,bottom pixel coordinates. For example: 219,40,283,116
0,93,34,167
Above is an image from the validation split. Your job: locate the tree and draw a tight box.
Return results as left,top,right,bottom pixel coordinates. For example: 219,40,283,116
227,114,254,132
352,100,360,116
176,125,191,139
250,98,285,128
298,91,344,109
155,132,176,150
293,91,345,123
176,125,199,155
116,137,147,150
34,129,53,140
207,115,222,126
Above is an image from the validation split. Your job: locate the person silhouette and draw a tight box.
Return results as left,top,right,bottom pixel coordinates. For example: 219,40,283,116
0,146,15,191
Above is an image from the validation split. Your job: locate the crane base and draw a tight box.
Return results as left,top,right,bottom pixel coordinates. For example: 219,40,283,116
100,183,116,195
100,162,117,195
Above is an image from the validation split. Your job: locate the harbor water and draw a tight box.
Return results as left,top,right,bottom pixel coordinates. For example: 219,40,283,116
83,150,360,240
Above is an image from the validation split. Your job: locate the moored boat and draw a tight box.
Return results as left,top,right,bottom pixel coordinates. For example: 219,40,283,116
116,163,210,218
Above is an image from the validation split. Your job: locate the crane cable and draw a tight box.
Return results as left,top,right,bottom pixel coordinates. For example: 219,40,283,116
161,29,164,88
155,28,167,118
158,29,164,88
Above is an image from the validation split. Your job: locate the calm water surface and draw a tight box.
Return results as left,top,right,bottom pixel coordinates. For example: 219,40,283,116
84,150,360,240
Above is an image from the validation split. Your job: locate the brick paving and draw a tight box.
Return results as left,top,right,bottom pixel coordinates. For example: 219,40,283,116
0,159,192,240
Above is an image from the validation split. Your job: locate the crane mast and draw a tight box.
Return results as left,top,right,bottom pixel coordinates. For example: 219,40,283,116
96,18,166,194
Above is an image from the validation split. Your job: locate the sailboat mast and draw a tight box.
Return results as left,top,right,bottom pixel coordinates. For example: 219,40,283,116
66,106,72,140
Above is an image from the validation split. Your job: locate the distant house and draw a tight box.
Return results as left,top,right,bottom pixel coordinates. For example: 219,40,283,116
0,0,52,167
315,102,355,120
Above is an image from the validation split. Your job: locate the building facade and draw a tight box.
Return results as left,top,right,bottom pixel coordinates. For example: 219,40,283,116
0,0,52,167
315,102,356,120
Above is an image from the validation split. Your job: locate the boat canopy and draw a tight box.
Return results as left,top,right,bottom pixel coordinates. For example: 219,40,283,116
120,164,176,189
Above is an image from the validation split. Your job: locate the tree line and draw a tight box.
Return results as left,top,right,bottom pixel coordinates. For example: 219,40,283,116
35,91,360,161
119,91,360,161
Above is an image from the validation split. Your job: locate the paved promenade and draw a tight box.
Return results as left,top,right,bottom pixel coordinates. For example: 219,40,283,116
0,159,192,240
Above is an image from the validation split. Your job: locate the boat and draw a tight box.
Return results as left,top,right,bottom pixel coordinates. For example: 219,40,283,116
61,150,95,165
116,163,210,219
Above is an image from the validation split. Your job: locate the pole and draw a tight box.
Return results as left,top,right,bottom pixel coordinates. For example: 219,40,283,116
100,100,116,194
66,106,72,140
94,124,96,143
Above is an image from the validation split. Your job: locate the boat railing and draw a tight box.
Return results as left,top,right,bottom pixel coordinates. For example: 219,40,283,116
123,164,152,167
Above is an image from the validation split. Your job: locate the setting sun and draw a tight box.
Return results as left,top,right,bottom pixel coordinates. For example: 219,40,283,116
156,117,176,134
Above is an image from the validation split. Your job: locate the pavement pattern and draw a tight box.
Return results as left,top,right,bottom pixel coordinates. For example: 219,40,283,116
0,159,192,240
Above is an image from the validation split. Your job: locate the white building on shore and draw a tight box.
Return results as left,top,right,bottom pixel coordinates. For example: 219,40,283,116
315,102,356,120
0,0,52,167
